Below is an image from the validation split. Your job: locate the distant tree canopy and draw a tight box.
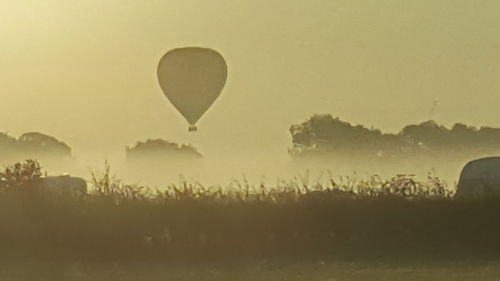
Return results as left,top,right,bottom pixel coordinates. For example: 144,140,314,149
290,114,500,161
0,132,72,163
126,139,202,163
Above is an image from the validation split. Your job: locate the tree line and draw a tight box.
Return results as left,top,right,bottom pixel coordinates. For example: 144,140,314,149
289,114,500,164
3,114,500,167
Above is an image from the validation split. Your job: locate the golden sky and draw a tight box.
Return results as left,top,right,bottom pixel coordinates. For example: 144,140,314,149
1,0,500,163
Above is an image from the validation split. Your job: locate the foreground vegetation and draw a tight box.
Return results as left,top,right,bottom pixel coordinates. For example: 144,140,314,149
0,161,499,263
3,259,500,281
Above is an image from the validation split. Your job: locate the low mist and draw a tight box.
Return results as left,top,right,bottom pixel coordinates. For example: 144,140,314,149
6,115,500,188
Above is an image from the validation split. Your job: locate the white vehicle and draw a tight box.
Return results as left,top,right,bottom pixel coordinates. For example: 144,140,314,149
456,157,500,199
37,175,87,199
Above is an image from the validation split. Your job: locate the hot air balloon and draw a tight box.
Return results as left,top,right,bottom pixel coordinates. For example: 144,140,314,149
157,47,228,132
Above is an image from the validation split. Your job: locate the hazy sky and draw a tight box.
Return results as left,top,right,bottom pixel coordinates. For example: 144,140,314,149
1,0,500,162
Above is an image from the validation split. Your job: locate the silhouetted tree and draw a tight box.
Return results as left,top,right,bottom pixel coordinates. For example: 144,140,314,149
126,139,202,163
0,132,72,164
290,114,500,163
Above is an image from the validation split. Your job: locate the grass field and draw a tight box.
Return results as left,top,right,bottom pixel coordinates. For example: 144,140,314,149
1,161,500,280
2,259,500,281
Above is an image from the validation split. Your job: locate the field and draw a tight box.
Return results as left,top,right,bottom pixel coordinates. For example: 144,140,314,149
2,259,500,281
1,161,500,279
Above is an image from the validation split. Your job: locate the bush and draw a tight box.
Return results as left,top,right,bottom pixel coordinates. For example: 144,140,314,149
0,159,43,192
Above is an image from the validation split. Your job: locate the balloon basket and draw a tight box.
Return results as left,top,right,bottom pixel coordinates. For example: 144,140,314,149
188,125,198,132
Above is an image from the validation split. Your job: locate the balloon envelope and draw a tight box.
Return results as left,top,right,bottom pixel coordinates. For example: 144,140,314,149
157,47,228,131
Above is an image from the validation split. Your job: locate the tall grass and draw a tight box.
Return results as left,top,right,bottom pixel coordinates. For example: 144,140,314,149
88,161,453,203
0,160,498,263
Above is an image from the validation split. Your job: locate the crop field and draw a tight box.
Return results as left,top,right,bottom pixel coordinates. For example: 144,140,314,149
1,161,500,280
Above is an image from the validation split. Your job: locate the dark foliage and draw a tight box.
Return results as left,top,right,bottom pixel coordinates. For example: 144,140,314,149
0,164,497,263
290,114,500,160
0,160,43,191
0,132,72,164
125,139,202,163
